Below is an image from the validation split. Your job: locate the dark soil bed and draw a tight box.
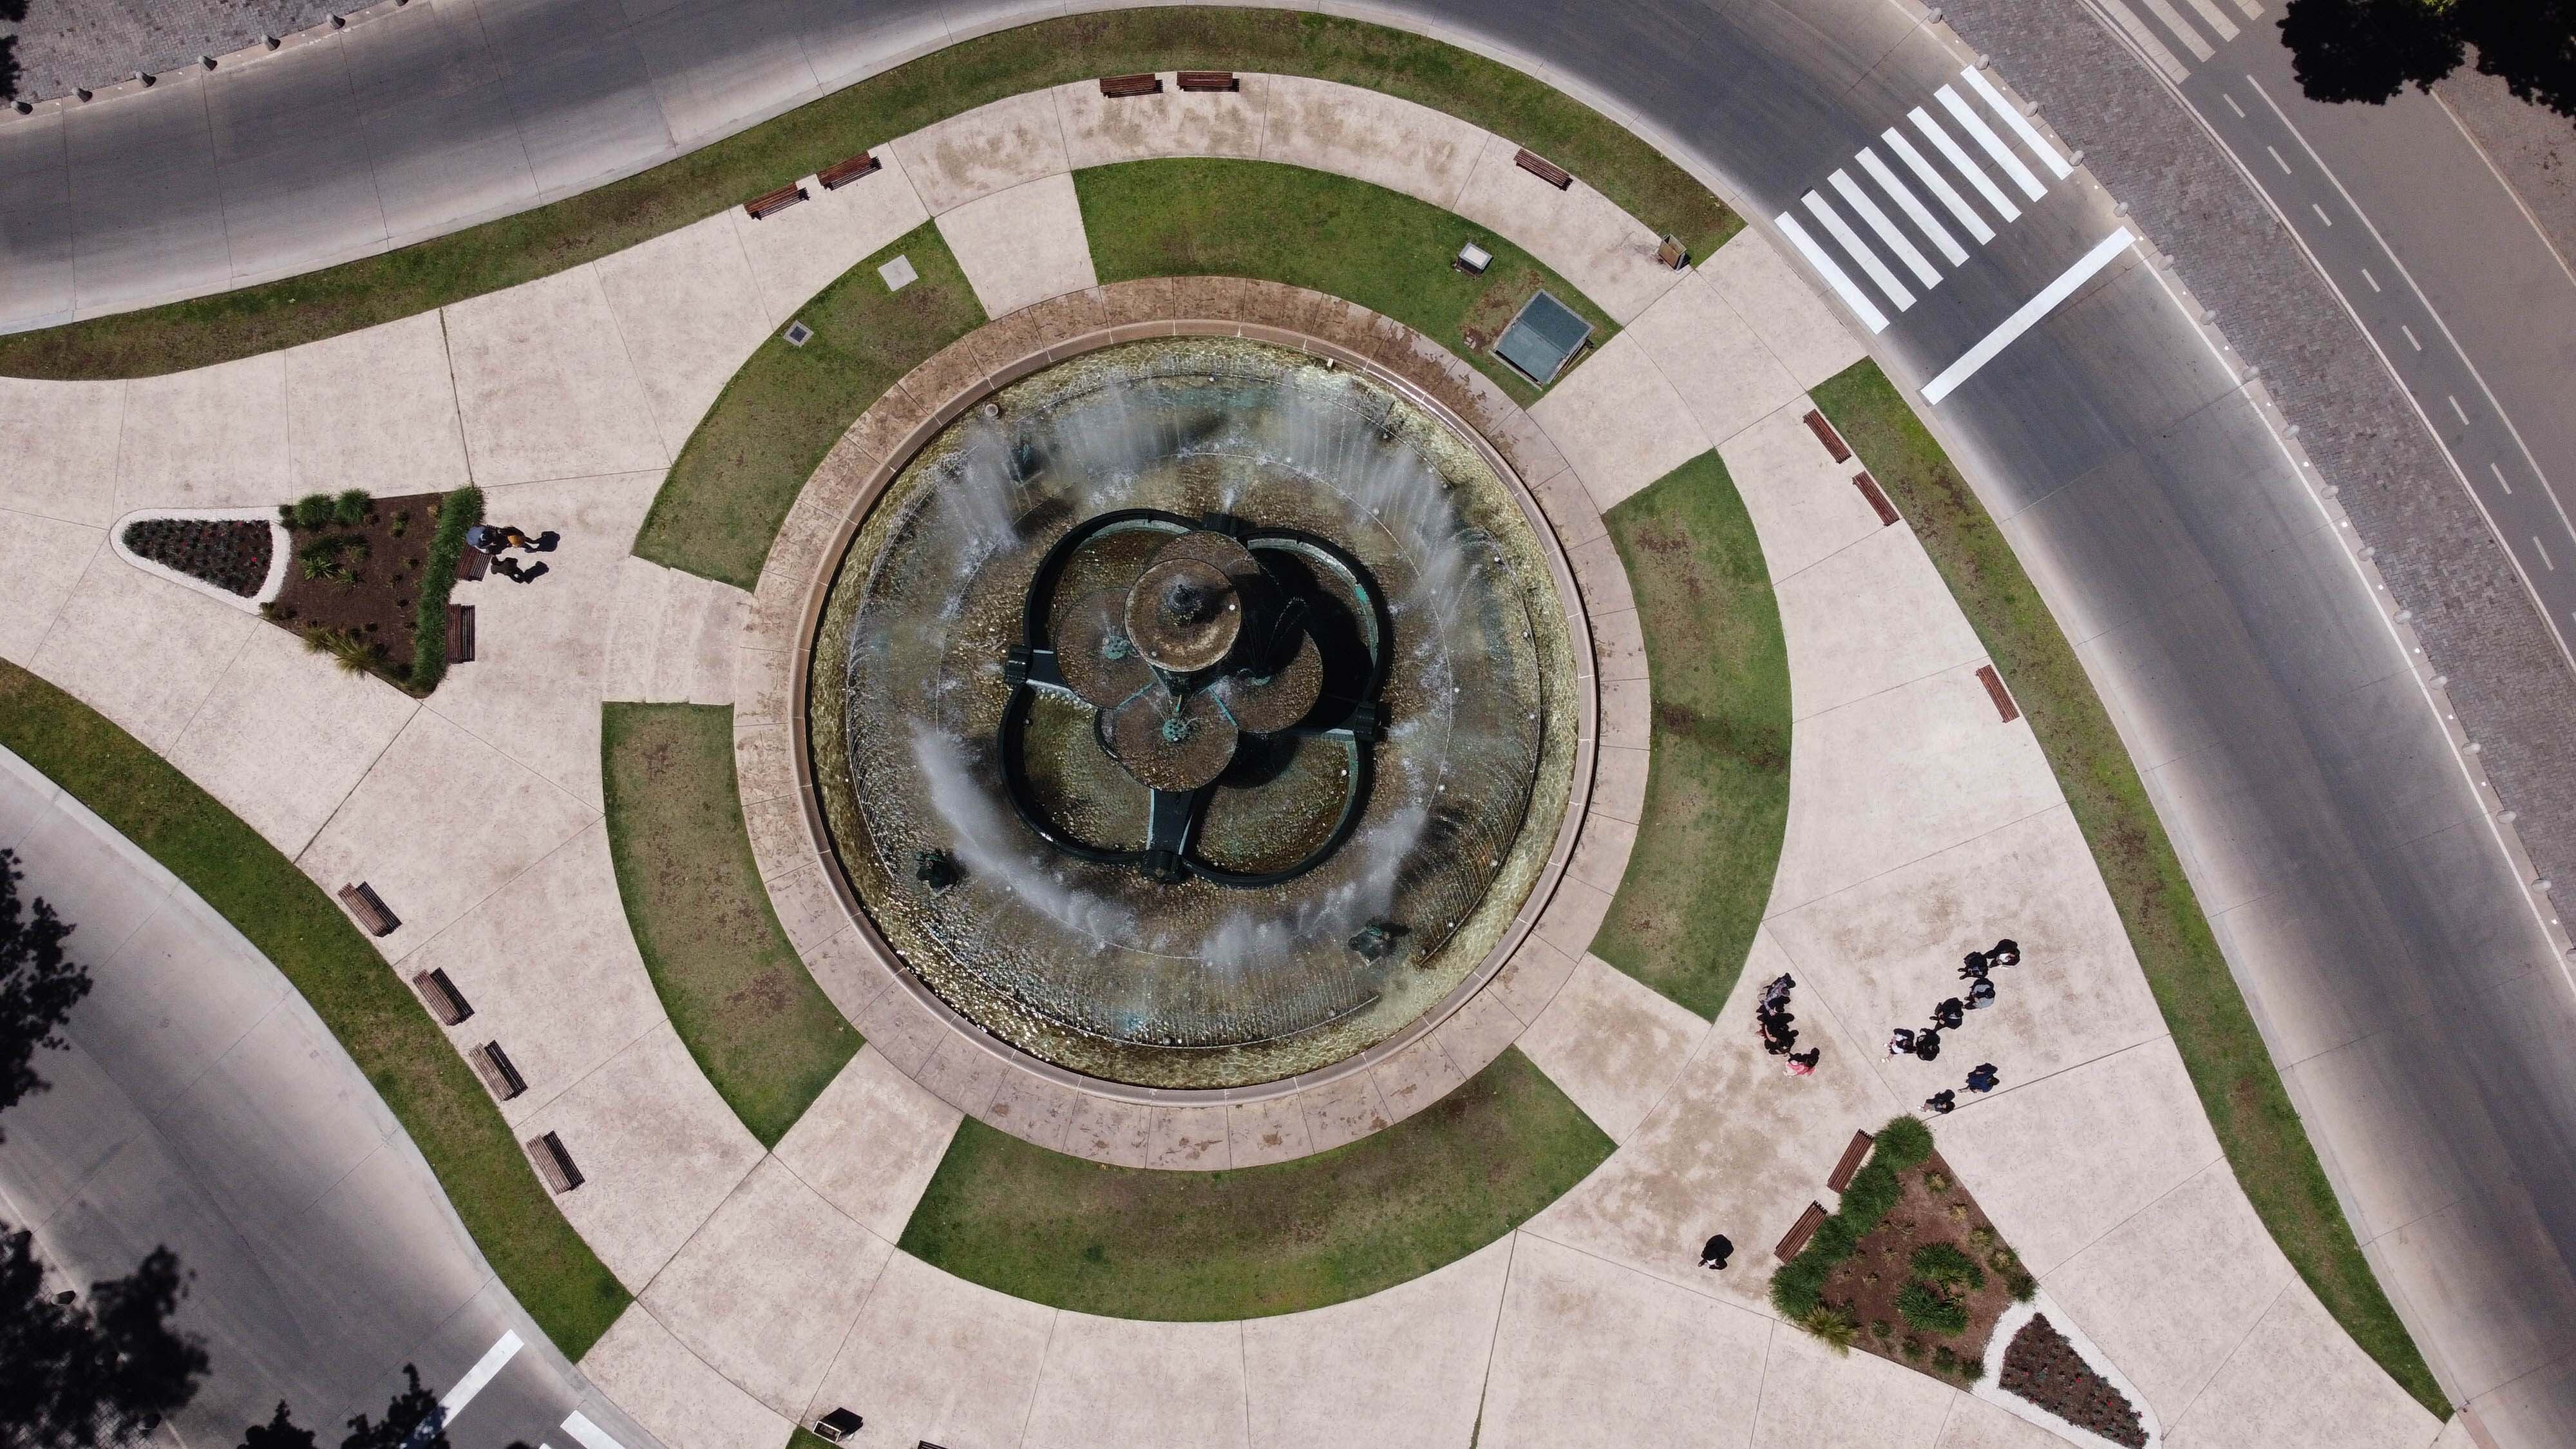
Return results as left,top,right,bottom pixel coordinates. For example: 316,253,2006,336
122,518,272,598
2002,1312,2148,1447
265,491,453,690
1823,1150,2034,1384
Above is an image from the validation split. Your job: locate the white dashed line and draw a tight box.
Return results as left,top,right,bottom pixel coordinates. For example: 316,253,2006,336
440,1332,524,1419
2494,462,2515,495
2401,324,2423,350
1925,228,2140,403
1961,67,2074,180
1911,108,2021,222
2311,202,2334,227
2449,393,2471,424
2266,144,2293,175
2222,92,2247,118
1882,127,1996,243
1775,211,1889,333
1938,84,2049,201
2361,267,2380,292
2537,536,2558,571
1859,147,1970,265
1832,169,1943,287
1804,190,1917,310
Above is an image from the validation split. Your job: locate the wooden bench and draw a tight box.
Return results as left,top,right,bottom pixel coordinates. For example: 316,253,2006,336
1803,408,1852,462
1657,234,1689,270
809,1409,864,1443
337,882,399,937
817,152,880,189
1977,664,2021,723
454,545,489,582
743,183,809,220
1514,148,1573,190
471,1041,528,1102
1852,470,1900,527
525,1131,583,1193
411,968,473,1025
445,603,475,664
1177,70,1238,92
1776,1200,1830,1262
1099,72,1162,97
1826,1128,1875,1191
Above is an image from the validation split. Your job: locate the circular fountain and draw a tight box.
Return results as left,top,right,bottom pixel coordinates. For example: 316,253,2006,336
807,334,1580,1091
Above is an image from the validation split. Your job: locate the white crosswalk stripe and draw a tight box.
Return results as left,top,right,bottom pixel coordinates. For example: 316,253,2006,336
1804,190,1917,310
1775,210,1889,333
1858,147,1970,265
1960,67,2074,181
1911,106,2021,222
2089,0,2266,81
2179,0,2240,41
1830,169,1942,287
2137,0,2215,61
1880,129,1994,245
1937,84,2047,202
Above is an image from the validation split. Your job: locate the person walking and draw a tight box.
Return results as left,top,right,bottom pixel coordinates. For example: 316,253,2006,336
1924,1088,1956,1115
1965,1062,2000,1093
1700,1235,1734,1270
1958,951,1991,981
1785,1047,1819,1077
1759,973,1795,1012
1965,977,1997,1010
1985,938,2021,967
1913,1028,1942,1062
1931,997,1964,1030
1886,1027,1917,1057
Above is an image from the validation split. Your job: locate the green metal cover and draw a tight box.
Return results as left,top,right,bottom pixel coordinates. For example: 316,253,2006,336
1494,290,1593,384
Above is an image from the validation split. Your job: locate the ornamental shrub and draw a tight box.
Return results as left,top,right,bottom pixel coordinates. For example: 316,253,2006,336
407,488,483,694
1876,1113,1935,1168
1911,1241,1985,1293
333,488,373,526
1808,1213,1857,1262
1839,1159,1900,1233
1897,1280,1969,1336
292,492,336,529
2005,1265,2038,1302
1800,1305,1859,1354
1769,1256,1828,1318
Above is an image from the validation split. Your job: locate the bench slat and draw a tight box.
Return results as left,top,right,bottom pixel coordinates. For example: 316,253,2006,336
454,545,489,582
411,968,473,1025
1977,664,2021,723
1514,147,1573,190
743,184,809,220
1803,408,1852,462
1099,72,1163,97
526,1131,583,1193
817,153,880,189
337,881,399,937
1826,1128,1875,1191
445,603,475,664
1852,470,1900,526
1776,1200,1830,1262
1177,70,1238,92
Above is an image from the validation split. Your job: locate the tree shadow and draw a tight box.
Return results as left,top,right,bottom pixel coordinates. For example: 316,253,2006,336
2280,0,2576,118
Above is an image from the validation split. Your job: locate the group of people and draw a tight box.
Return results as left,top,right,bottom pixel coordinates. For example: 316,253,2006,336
463,521,560,583
1895,938,2018,1113
1754,972,1822,1076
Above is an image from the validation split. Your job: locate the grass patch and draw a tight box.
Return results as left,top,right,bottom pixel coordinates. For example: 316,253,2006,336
1589,452,1792,1018
0,660,627,1356
1810,360,2448,1417
898,1047,1609,1320
634,225,983,589
0,11,1731,383
406,488,482,694
1076,159,1620,408
600,704,857,1147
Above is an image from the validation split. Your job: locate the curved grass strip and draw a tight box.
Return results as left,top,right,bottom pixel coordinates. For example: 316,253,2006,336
634,224,983,589
1589,452,1792,1018
601,705,857,1148
1808,361,2446,1416
898,1048,1609,1320
0,659,628,1356
0,11,1736,383
1076,158,1620,408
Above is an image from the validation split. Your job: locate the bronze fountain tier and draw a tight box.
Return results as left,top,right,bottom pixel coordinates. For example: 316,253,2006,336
1002,509,1390,886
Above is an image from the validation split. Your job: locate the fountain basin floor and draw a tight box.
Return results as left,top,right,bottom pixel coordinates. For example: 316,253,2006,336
806,334,1582,1091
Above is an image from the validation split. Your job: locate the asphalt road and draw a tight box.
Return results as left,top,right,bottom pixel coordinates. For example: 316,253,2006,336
2,0,2572,1441
0,750,658,1449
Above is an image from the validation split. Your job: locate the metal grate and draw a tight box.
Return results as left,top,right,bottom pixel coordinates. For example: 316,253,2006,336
783,321,813,346
1493,290,1593,385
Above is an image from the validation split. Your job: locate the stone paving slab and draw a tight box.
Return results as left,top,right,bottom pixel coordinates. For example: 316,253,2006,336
0,514,104,668
643,567,745,709
524,1021,764,1293
0,377,124,529
1450,133,1683,326
1773,521,1987,721
1698,227,1866,392
937,173,1099,319
1526,331,1710,513
1256,75,1488,213
2164,1276,2441,1449
1751,1321,1956,1449
723,147,933,328
1718,397,1887,584
1513,951,1707,1142
1242,1236,1512,1449
1622,267,1803,452
772,1046,960,1242
441,265,670,488
1055,73,1269,169
281,311,473,498
1021,1312,1250,1449
164,622,421,857
1933,1390,2070,1449
799,1249,1054,1449
583,1303,790,1449
1477,1231,1771,1449
887,90,1071,215
30,551,256,755
594,214,777,459
115,352,290,513
641,1155,892,1419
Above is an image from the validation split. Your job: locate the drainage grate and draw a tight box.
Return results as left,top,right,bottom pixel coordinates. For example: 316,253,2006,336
1493,290,1593,386
879,254,918,292
782,321,813,346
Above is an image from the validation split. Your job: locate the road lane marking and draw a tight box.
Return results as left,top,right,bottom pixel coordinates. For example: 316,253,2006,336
1883,128,1996,242
2450,394,2470,424
1804,191,1917,309
2137,0,2215,61
2494,462,2515,495
2233,0,2264,17
562,1412,626,1449
2092,0,2192,82
1924,228,2139,403
1938,85,2048,200
2222,92,2247,118
440,1331,524,1419
2401,324,2422,350
1859,147,1969,264
1911,108,2020,222
2266,144,2293,174
1832,170,1942,287
2311,202,2334,227
1775,211,1889,332
1962,67,2074,180
2537,536,2557,571
2179,0,2242,40
2362,267,2380,292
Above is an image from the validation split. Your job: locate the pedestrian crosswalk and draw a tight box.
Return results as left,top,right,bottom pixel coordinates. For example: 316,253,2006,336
1773,66,2076,334
2089,0,2264,82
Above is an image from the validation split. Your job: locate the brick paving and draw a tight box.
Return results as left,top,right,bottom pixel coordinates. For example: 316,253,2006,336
2,0,343,102
1941,0,2576,922
2435,67,2576,273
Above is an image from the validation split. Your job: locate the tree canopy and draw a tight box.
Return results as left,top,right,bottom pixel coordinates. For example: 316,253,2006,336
2282,0,2576,115
0,1224,208,1448
0,846,93,1139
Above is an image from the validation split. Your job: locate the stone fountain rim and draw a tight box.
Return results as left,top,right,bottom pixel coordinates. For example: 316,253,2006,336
781,286,1599,1129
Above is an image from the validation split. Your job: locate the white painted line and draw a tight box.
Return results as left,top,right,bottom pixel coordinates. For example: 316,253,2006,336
2537,536,2557,571
1859,147,1969,265
1924,228,2138,404
1883,128,1996,243
1831,169,1943,286
1911,108,2021,223
2311,202,2334,227
2494,461,2515,495
1804,190,1918,310
2449,393,2471,424
562,1412,626,1449
2137,0,2216,61
2091,0,2193,82
2266,144,2293,175
2179,0,2242,41
1938,85,2049,201
2233,0,2264,17
2362,266,2381,292
1775,211,1889,333
2222,91,2247,118
2401,323,2422,350
1961,68,2074,180
440,1331,524,1419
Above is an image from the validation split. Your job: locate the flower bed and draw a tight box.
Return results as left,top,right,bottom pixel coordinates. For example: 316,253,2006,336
261,488,479,696
2001,1312,2149,1448
120,517,272,597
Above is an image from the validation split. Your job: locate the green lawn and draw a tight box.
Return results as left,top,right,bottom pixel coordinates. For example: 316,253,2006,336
0,660,628,1357
1588,453,1792,1018
1810,361,2447,1418
600,705,857,1148
1077,158,1620,408
0,10,1734,382
899,1048,1610,1320
632,225,983,589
